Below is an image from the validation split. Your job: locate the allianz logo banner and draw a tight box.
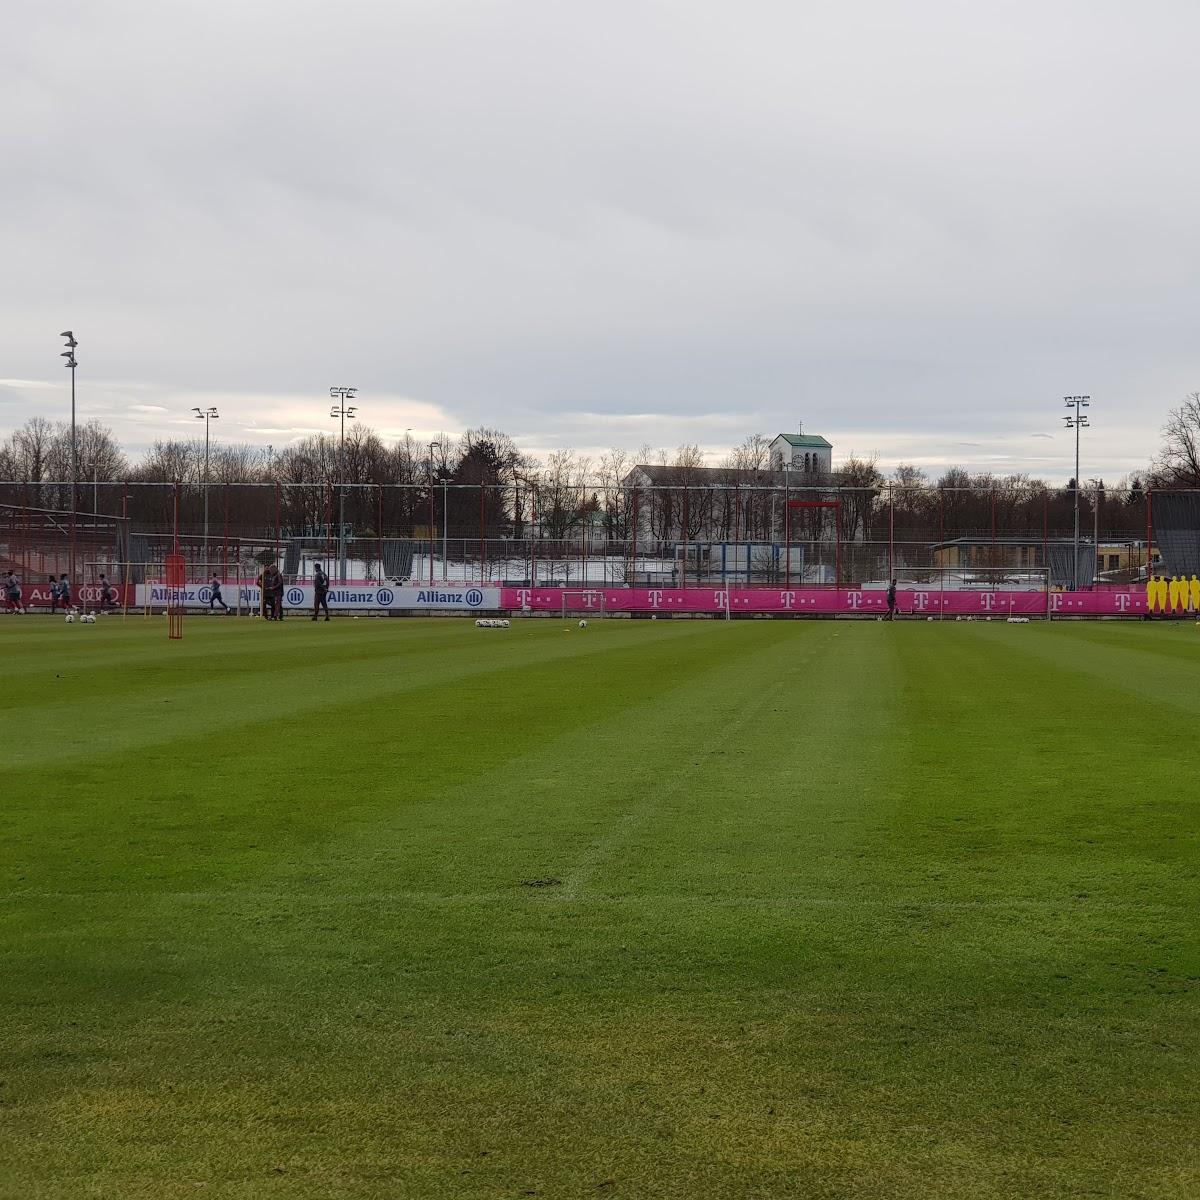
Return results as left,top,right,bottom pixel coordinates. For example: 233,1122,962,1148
140,584,499,611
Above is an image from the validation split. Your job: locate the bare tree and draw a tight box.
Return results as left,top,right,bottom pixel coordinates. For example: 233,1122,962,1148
1151,392,1200,487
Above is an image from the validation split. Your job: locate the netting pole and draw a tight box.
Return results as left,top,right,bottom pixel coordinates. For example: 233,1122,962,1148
631,487,638,586
990,490,996,569
682,485,690,586
785,499,791,588
222,486,230,581
1146,489,1153,581
274,482,281,571
784,474,791,587
377,485,384,584
121,481,130,619
479,484,486,585
889,484,895,580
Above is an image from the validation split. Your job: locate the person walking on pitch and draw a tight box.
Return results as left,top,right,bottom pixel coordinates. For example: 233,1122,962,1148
58,574,73,612
312,563,331,621
208,574,228,612
48,575,62,613
886,578,898,620
4,571,23,613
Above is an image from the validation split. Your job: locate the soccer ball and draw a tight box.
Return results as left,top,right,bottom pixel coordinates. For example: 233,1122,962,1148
578,620,588,629
65,613,75,624
926,616,934,622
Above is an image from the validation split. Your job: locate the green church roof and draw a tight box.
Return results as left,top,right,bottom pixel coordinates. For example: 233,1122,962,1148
776,433,831,448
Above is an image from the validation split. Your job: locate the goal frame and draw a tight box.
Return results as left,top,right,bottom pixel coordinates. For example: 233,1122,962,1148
560,589,607,618
884,566,1053,620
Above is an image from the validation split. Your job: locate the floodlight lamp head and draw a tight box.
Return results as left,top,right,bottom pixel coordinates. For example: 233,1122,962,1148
346,406,357,418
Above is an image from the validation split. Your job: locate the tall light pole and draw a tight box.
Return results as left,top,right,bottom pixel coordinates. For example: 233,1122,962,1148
192,406,219,564
329,387,357,583
60,331,78,578
1063,396,1090,588
424,444,439,588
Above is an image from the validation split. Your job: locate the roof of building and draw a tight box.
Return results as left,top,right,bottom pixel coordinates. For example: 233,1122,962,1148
624,464,826,486
931,536,1091,549
773,433,832,448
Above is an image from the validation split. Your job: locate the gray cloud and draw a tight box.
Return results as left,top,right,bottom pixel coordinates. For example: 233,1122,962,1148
2,0,1195,480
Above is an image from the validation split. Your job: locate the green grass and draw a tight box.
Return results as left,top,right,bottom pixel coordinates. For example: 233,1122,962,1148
1,614,1198,1199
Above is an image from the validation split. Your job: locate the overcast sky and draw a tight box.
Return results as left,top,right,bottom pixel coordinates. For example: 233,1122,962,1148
2,0,1197,481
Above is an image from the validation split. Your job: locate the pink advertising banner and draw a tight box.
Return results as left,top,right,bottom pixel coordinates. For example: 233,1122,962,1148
500,587,1158,617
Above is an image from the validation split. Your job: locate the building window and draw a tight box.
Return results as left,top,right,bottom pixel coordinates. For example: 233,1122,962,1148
1108,554,1120,570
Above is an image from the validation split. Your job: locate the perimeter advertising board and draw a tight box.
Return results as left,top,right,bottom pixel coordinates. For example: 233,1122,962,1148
138,583,501,612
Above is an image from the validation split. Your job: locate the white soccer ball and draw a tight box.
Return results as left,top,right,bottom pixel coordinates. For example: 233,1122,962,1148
926,616,934,622
65,614,75,624
578,620,588,629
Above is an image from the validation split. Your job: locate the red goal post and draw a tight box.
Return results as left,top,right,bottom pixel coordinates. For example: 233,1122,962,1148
785,499,842,587
165,553,186,640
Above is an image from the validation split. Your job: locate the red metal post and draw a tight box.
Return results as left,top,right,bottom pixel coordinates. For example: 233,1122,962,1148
835,500,841,587
785,501,791,587
1042,491,1048,578
784,474,790,586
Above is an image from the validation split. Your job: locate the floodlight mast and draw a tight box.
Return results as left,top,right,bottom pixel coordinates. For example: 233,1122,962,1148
192,406,220,563
1063,396,1091,589
329,387,357,583
60,332,78,578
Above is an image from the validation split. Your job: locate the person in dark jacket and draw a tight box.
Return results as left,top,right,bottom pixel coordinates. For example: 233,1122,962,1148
263,565,285,621
59,574,73,612
886,579,898,620
49,575,62,613
208,574,228,612
312,564,331,622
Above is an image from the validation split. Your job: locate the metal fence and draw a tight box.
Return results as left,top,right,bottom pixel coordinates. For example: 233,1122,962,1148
0,480,1174,590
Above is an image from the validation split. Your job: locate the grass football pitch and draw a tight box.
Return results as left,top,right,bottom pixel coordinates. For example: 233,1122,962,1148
2,615,1198,1199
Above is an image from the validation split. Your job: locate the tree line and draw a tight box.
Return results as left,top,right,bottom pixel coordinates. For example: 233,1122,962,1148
1,392,1198,546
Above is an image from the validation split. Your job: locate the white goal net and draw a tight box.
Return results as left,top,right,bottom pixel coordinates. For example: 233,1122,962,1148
560,590,607,618
876,566,1053,619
